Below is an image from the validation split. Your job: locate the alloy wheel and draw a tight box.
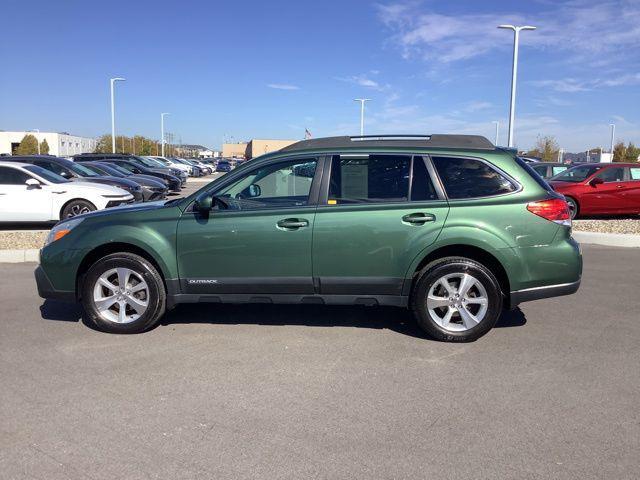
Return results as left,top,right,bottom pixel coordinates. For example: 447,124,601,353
92,268,149,324
426,273,489,332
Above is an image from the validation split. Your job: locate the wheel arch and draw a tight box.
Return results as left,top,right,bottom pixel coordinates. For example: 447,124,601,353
405,244,512,307
75,242,168,300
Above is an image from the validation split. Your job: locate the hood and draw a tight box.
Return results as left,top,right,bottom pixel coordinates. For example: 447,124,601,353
73,176,141,190
129,175,168,188
73,199,173,220
63,181,131,196
548,180,579,190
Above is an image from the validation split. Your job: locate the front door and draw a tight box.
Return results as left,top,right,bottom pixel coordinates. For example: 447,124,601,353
312,154,449,296
583,166,628,214
0,166,53,221
176,157,321,295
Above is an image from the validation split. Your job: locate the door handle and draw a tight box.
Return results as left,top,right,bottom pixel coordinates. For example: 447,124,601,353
277,218,309,230
616,185,624,188
402,213,436,225
52,191,67,194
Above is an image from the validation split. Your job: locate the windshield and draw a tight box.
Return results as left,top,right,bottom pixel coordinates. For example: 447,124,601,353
551,165,603,182
24,165,69,184
153,157,171,165
134,156,165,168
68,162,100,177
94,164,125,177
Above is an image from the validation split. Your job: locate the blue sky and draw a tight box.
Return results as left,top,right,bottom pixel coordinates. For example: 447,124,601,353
1,0,638,151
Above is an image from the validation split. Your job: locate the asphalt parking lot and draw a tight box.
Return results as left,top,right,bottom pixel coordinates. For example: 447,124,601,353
1,244,639,479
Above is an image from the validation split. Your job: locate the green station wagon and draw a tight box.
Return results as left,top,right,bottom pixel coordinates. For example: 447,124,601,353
35,135,582,341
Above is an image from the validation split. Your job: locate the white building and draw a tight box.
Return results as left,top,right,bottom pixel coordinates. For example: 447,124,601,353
0,131,97,157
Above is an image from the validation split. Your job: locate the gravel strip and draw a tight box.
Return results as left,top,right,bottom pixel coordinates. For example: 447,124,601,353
0,231,47,250
573,219,640,235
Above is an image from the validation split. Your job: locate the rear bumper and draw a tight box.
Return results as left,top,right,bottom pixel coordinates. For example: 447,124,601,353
509,279,581,307
34,265,75,302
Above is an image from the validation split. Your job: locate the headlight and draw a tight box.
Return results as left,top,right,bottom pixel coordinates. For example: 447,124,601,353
45,218,84,246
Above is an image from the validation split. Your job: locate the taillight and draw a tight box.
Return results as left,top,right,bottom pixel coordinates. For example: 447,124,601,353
527,198,571,226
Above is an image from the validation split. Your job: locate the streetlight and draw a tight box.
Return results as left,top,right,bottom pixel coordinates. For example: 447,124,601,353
161,113,170,157
110,77,126,153
30,129,41,154
498,24,536,148
491,121,499,145
354,98,371,136
609,123,615,159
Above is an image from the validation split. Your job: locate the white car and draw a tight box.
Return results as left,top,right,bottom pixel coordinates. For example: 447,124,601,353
146,156,192,176
0,162,134,222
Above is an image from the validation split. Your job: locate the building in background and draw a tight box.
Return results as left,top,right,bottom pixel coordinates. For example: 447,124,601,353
0,131,96,157
176,144,215,158
222,142,248,158
222,139,297,159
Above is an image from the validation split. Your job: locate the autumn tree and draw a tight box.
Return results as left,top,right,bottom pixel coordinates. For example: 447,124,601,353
624,143,640,162
40,139,50,155
15,134,39,155
612,142,626,162
527,135,560,161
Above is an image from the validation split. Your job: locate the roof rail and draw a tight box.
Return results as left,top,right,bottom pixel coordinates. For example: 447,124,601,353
279,134,495,153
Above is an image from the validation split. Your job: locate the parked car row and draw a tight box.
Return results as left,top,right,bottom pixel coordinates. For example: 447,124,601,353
529,161,640,218
0,153,193,222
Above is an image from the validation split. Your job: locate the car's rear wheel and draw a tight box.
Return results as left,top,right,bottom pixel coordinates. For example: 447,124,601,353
61,199,96,219
565,197,578,219
81,253,166,333
411,257,503,342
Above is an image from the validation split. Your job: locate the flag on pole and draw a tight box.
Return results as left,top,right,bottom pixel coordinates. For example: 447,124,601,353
304,128,312,139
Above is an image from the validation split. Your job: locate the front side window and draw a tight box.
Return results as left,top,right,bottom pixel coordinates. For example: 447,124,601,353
596,167,624,183
217,158,317,210
0,167,30,185
24,165,68,183
432,156,516,199
531,164,548,176
328,154,411,204
552,166,568,176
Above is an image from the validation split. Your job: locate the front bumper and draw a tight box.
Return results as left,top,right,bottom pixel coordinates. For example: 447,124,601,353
34,265,75,302
510,279,581,307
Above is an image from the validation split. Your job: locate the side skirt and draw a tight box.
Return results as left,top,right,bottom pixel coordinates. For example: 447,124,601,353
166,292,408,309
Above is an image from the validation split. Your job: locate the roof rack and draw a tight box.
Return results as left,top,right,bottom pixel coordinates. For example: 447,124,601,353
280,134,495,153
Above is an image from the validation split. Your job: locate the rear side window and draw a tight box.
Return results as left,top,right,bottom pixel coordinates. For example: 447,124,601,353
432,156,517,199
328,155,410,204
552,166,568,176
630,167,640,180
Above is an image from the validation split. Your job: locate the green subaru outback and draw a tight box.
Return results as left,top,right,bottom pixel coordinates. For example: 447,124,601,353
35,135,582,341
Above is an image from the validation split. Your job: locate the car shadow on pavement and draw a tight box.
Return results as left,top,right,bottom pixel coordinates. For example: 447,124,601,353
39,300,526,339
160,304,528,339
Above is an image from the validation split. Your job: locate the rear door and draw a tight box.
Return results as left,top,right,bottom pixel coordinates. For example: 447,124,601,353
312,154,448,296
623,166,640,213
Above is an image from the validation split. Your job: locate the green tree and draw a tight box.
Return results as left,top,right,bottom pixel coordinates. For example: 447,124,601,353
40,138,50,155
613,141,626,162
15,134,39,155
624,142,640,162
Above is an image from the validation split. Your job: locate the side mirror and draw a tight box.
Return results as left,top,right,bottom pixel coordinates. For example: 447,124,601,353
589,177,604,187
60,171,71,178
248,184,261,198
25,178,41,189
194,192,213,213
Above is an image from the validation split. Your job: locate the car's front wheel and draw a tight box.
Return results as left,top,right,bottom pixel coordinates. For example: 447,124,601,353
61,199,96,219
411,257,503,342
81,253,166,333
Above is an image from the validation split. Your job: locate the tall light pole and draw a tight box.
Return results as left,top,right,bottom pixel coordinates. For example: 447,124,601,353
609,123,615,159
491,121,499,145
110,77,126,153
161,113,170,157
354,98,371,136
498,25,536,148
30,129,41,154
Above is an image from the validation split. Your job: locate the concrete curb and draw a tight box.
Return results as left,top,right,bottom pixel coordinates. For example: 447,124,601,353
0,249,39,263
572,231,640,248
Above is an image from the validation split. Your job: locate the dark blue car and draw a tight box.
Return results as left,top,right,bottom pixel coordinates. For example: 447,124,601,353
216,160,232,172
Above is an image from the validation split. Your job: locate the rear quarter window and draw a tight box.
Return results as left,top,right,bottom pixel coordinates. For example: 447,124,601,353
432,156,517,199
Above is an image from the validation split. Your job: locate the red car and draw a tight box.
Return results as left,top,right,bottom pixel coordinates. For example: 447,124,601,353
549,163,640,218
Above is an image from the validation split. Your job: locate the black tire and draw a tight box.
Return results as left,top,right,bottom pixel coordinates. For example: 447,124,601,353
61,199,96,219
81,252,166,334
565,197,578,219
411,257,503,342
